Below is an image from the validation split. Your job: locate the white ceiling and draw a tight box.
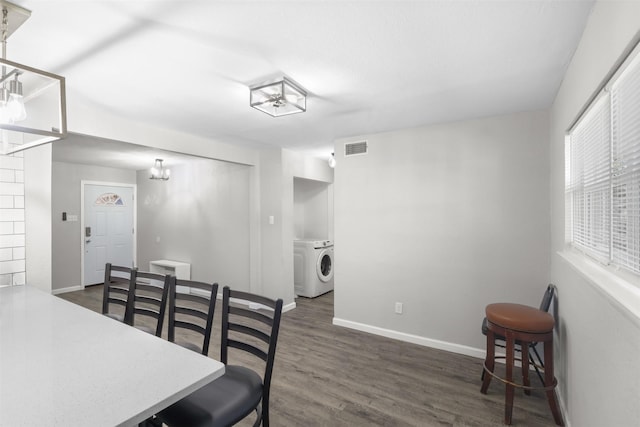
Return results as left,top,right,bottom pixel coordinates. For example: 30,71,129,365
9,0,594,162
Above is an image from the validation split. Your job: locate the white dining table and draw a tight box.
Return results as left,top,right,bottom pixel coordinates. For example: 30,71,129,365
0,285,225,426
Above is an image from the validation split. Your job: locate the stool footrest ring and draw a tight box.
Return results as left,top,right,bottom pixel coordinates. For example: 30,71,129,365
483,362,558,392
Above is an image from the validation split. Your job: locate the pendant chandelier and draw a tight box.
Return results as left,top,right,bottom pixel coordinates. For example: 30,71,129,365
149,159,170,180
0,1,66,155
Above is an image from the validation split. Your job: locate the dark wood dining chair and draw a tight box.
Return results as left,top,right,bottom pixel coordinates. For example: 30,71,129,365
125,270,170,337
167,278,219,356
157,286,284,427
102,263,136,322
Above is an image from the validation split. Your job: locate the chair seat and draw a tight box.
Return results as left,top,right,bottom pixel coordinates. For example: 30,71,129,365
176,341,203,354
105,312,125,322
135,325,155,335
158,365,263,427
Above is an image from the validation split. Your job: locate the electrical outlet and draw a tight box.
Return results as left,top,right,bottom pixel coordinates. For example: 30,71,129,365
395,302,403,314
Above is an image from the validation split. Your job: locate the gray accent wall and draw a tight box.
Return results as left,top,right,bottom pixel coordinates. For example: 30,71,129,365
136,158,251,290
51,161,136,291
334,110,550,352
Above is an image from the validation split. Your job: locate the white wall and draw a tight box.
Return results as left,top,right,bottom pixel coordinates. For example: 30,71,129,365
549,2,640,426
334,110,550,355
136,158,251,290
24,144,52,292
294,177,330,240
51,161,136,291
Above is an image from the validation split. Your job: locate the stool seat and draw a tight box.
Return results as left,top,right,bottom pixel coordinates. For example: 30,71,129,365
486,303,554,333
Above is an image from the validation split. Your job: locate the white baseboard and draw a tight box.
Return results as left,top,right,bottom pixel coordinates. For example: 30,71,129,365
192,288,296,313
557,387,571,427
332,317,486,359
52,285,85,295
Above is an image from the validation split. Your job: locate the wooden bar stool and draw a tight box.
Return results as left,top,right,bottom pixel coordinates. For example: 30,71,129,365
480,303,564,426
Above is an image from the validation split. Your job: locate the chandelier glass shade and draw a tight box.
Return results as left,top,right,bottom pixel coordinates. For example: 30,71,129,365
0,1,67,155
150,158,170,180
250,77,306,117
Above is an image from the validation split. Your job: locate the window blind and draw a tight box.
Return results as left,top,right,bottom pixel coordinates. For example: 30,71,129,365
566,42,640,280
568,95,611,261
611,53,640,273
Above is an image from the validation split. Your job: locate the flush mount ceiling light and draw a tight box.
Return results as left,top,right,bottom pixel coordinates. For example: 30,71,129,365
0,1,66,155
250,77,306,117
149,158,170,180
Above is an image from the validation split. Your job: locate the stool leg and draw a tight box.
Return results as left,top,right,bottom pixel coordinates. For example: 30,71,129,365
480,329,495,394
544,340,564,426
505,330,515,425
522,342,531,396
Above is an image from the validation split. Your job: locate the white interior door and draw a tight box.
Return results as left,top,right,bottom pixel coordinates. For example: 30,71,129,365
83,183,135,286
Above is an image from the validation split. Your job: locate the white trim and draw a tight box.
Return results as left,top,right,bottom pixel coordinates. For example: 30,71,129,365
332,317,485,359
80,180,137,286
52,285,84,295
200,289,296,312
557,388,572,427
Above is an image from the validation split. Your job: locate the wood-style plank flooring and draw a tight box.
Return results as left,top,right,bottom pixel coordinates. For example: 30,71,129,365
58,287,559,426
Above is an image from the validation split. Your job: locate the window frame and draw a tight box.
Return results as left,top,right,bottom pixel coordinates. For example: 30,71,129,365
565,40,640,284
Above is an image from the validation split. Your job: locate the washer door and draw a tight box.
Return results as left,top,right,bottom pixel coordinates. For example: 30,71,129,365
316,248,334,282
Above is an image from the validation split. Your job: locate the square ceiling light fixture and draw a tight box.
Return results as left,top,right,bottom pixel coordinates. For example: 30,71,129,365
0,1,66,155
250,77,306,117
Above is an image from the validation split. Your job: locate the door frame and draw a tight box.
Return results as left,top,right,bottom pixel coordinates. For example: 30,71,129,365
80,180,137,287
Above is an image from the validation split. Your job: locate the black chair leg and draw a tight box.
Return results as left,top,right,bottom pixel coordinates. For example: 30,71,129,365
530,343,545,385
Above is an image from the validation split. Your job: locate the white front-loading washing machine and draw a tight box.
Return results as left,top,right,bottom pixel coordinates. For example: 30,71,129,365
293,239,334,298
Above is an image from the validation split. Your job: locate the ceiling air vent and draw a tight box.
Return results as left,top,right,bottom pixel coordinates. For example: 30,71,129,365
344,141,368,156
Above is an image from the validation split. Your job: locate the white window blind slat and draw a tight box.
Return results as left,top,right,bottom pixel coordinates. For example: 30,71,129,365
569,96,611,260
567,44,640,281
611,51,640,273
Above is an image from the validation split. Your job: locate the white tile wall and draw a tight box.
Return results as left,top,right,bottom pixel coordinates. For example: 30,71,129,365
0,152,25,287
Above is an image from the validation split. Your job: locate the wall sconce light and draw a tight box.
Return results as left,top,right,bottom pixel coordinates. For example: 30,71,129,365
149,158,170,180
250,77,306,117
328,152,336,168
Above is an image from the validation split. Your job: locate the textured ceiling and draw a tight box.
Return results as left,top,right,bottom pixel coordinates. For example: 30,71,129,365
10,0,593,161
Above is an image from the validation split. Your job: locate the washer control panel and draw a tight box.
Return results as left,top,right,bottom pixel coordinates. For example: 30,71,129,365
312,240,333,249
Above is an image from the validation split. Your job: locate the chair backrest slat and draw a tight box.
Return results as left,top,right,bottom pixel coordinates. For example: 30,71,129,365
174,320,207,336
125,270,170,337
228,305,273,327
167,278,218,356
227,339,268,361
228,322,270,344
229,290,278,309
176,306,210,322
177,293,212,306
102,263,135,319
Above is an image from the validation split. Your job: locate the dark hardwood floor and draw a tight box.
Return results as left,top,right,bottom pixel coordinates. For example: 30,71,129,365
58,287,558,426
